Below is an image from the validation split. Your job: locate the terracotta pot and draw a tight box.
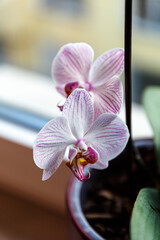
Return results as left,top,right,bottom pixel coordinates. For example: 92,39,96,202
66,139,156,240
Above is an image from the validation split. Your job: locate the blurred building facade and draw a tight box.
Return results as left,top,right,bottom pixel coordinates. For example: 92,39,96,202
0,0,124,74
133,0,160,102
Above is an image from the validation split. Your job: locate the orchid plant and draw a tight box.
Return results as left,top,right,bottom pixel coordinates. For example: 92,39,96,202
33,43,129,181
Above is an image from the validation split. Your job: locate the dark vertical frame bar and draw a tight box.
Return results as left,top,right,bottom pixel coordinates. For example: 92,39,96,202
125,0,132,132
125,0,133,198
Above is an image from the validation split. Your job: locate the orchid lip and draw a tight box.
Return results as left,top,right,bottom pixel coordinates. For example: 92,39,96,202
66,146,99,181
64,81,79,97
66,157,90,182
82,146,99,164
64,81,92,99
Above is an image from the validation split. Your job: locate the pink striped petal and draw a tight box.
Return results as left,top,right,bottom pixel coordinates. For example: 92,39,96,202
52,43,94,85
85,113,129,169
33,116,76,170
63,89,94,139
42,151,65,181
93,76,123,119
89,48,124,85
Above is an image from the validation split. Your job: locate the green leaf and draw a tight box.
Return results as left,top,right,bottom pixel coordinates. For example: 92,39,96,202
142,87,160,168
130,188,160,240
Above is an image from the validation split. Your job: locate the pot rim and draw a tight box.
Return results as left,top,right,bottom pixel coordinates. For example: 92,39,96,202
66,175,104,240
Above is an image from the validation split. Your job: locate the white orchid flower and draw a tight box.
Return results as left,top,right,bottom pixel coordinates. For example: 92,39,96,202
33,89,129,181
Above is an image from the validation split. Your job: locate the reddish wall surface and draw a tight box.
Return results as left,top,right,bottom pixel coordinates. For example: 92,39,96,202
0,137,72,239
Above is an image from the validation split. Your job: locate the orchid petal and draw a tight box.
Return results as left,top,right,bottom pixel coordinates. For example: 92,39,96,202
52,43,94,85
85,113,129,169
93,76,123,119
63,89,94,139
42,168,54,181
33,116,76,170
42,151,65,181
90,159,109,170
42,145,77,181
89,48,124,85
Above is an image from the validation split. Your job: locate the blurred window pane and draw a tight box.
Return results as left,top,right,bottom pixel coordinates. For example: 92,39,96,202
39,0,84,14
136,0,160,23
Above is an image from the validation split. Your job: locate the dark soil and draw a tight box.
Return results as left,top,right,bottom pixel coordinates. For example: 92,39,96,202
81,139,158,240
